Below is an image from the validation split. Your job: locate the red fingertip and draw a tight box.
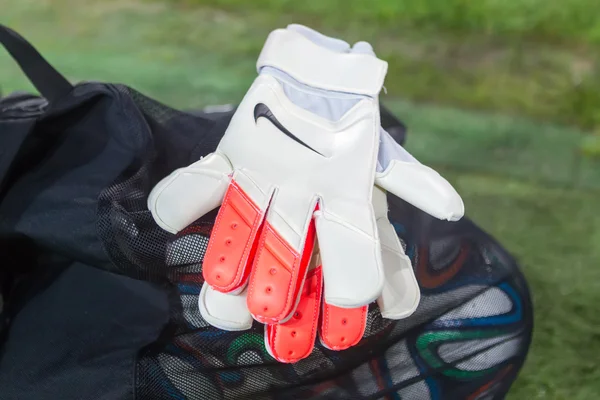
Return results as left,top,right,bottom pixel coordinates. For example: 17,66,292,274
203,181,263,292
320,302,367,351
266,267,323,363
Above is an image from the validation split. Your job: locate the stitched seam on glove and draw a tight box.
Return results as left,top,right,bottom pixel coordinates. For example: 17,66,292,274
317,210,376,240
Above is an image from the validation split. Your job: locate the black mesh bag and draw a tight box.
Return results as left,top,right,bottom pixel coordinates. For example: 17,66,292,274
0,25,533,400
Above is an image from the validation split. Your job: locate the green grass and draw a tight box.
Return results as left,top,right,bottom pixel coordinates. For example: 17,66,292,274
181,0,600,45
387,99,600,190
172,0,600,132
1,0,600,398
453,174,600,399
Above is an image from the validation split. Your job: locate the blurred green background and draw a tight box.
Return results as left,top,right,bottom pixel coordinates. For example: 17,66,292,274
1,0,599,398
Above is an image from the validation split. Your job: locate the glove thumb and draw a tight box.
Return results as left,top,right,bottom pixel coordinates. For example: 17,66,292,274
199,284,253,331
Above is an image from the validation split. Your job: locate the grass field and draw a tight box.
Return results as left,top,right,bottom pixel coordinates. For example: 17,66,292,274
1,0,600,398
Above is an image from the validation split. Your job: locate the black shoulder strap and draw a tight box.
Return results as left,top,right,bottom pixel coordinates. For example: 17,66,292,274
0,25,74,200
0,24,73,103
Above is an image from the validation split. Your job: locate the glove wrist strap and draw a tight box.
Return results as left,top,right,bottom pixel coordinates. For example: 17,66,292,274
257,28,387,97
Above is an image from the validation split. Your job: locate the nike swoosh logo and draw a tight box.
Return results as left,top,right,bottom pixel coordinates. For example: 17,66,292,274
254,103,324,157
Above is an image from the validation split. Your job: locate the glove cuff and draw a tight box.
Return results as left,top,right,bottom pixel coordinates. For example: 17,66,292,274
257,28,387,97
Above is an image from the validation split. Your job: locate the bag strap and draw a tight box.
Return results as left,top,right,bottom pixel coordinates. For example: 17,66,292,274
0,25,73,200
0,24,73,103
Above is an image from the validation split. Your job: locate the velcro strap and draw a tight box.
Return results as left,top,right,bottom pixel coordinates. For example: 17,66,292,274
257,29,387,97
